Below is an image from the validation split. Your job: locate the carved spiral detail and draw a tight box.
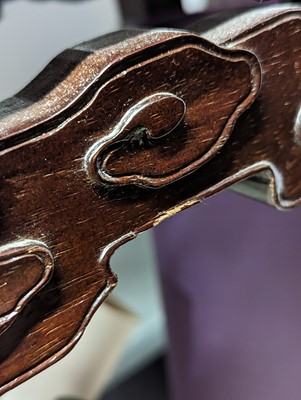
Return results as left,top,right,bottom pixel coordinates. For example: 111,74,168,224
85,92,187,186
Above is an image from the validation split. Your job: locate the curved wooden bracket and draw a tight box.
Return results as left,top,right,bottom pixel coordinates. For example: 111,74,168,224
0,5,300,395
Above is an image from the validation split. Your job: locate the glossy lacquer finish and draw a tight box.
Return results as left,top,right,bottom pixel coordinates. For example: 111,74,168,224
0,5,300,394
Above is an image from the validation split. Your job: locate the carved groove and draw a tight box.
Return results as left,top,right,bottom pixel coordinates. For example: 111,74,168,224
0,240,54,335
295,106,301,147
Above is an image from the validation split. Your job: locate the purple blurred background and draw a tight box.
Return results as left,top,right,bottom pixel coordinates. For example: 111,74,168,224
155,191,301,400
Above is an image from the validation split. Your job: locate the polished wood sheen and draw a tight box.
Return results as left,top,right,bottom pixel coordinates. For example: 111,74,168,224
0,5,300,394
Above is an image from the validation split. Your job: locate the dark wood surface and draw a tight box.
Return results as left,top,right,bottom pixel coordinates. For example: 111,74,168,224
0,5,300,394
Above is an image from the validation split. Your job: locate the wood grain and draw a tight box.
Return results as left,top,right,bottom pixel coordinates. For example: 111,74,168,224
0,5,300,394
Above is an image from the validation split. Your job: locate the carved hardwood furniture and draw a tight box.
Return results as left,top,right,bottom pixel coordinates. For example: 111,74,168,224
0,4,300,395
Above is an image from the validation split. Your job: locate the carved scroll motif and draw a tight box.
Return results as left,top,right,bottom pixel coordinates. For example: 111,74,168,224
0,241,54,335
85,42,260,188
